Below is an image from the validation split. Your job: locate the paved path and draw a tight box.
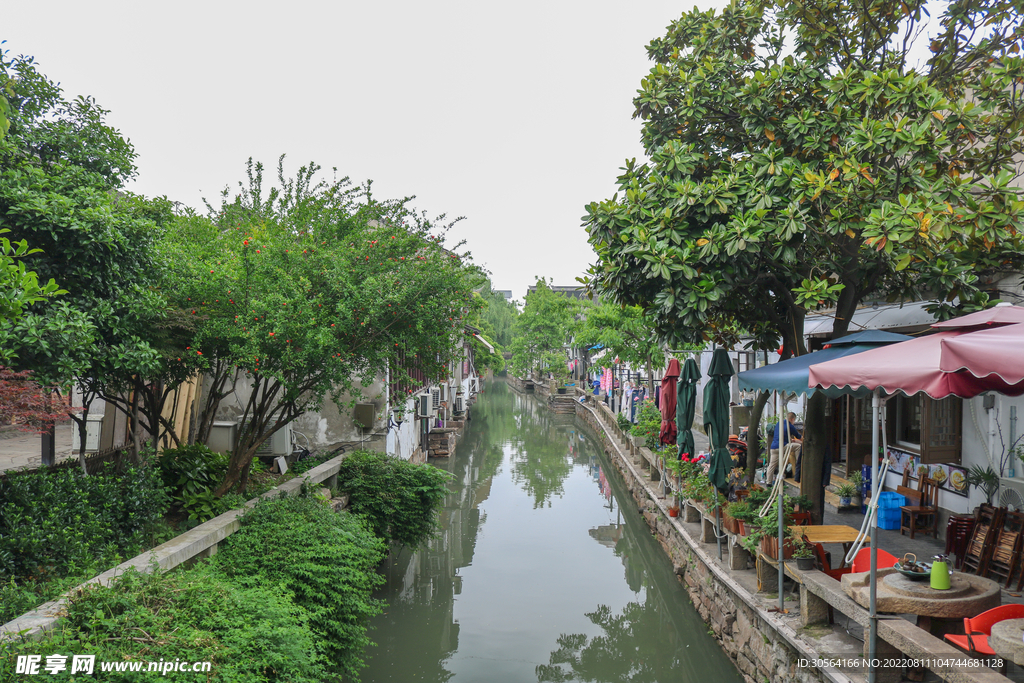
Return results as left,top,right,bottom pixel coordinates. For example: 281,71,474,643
0,424,78,472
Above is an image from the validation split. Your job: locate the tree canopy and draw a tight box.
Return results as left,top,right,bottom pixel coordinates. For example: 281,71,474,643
162,157,480,493
509,279,577,380
583,0,1024,516
584,0,1024,353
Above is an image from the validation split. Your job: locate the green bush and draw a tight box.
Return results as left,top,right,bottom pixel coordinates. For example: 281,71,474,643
213,494,387,680
335,450,452,548
615,412,632,432
0,460,168,582
0,564,327,682
157,443,228,502
630,399,662,449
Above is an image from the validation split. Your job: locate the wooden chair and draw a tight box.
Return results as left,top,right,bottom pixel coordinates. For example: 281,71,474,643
944,604,1024,665
960,504,1005,575
985,510,1024,587
900,477,939,539
812,542,853,581
791,511,814,526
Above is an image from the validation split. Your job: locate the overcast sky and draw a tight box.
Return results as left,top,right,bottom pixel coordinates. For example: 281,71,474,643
5,0,733,301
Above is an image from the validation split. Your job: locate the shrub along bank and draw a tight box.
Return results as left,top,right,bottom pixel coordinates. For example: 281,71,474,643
1,451,452,681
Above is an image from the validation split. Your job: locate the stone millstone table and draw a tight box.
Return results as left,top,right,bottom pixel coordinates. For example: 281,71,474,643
989,618,1024,667
843,568,1002,635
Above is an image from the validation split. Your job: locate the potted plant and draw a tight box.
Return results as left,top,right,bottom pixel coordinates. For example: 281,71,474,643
848,471,864,508
792,494,814,514
668,497,680,517
754,496,795,559
836,482,857,508
965,465,1000,507
723,500,747,534
727,500,757,536
793,540,815,570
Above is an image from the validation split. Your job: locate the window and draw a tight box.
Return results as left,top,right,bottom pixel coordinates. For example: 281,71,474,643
895,394,922,447
892,394,962,464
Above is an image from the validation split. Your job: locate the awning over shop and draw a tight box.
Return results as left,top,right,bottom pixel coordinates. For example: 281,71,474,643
809,305,1024,399
737,330,911,397
803,301,939,338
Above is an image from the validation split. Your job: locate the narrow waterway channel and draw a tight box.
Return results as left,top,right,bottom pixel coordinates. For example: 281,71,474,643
361,380,744,683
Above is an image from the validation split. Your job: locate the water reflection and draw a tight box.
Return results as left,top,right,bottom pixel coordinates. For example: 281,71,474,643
361,381,742,683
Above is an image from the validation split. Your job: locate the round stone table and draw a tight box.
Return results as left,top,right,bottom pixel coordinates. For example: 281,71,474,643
989,618,1024,666
842,568,1002,634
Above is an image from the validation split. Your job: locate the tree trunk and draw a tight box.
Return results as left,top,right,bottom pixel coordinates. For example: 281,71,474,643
131,388,141,462
74,407,89,475
801,392,827,524
746,390,770,487
646,358,655,396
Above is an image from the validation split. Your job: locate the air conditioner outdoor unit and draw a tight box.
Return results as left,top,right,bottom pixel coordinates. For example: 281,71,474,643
455,396,464,413
418,394,434,420
241,422,292,456
431,387,441,410
999,478,1024,512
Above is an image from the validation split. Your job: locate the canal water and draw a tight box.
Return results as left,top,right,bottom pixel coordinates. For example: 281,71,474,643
361,380,743,683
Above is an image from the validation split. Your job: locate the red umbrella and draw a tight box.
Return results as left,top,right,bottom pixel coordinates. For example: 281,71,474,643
809,305,1024,399
930,304,1024,329
939,322,1024,385
659,358,681,445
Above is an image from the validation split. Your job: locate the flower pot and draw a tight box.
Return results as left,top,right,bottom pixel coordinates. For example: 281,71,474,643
738,520,750,537
761,536,794,560
723,513,740,534
840,496,852,507
557,387,566,394
668,506,680,518
796,557,815,570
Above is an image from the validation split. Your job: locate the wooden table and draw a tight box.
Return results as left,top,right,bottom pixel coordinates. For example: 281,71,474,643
794,524,862,567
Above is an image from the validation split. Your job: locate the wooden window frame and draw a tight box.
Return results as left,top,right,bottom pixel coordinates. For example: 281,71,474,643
852,395,962,465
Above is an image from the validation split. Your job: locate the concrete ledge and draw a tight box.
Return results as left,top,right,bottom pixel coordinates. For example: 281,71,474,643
1,451,351,642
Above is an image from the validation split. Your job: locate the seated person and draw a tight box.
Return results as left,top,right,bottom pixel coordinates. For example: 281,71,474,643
766,412,801,485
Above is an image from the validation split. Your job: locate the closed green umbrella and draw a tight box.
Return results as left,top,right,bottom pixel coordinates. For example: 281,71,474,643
703,349,734,496
676,358,701,459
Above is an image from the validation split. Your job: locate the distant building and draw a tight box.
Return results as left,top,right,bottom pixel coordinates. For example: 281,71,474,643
495,290,513,300
526,285,596,302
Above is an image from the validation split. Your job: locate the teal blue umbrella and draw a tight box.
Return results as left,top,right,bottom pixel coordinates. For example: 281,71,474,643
736,330,911,397
676,358,700,459
703,349,734,496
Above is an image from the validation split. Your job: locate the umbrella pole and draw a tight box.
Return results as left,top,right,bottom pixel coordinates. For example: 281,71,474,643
868,389,880,683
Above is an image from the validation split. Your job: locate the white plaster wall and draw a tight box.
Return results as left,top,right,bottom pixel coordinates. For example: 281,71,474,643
205,372,388,451
385,393,421,461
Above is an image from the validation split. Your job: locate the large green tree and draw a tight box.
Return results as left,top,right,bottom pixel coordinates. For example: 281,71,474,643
509,279,577,381
574,302,666,394
584,0,1024,517
0,51,169,470
163,157,479,494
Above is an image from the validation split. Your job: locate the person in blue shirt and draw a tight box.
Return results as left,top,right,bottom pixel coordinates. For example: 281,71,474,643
766,412,801,485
